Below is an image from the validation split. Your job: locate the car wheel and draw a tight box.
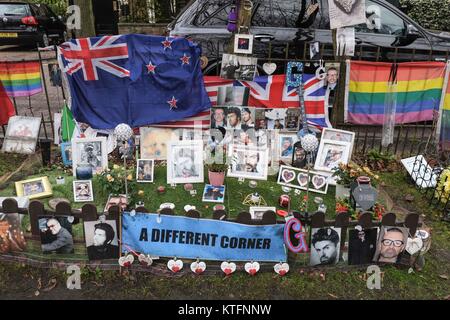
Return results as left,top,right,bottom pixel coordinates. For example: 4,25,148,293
39,33,50,47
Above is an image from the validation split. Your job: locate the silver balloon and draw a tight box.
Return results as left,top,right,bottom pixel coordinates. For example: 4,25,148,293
300,133,319,152
114,123,133,142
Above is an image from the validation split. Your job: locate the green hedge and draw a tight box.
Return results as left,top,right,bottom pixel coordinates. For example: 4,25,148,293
400,0,450,32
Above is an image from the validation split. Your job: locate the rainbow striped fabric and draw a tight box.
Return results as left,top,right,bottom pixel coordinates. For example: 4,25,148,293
0,61,43,97
345,61,447,125
439,62,450,149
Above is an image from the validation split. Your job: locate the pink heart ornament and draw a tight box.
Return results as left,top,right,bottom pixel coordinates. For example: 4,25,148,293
244,261,260,276
274,262,289,276
118,254,134,268
190,261,207,274
138,254,153,267
167,259,183,273
220,261,236,276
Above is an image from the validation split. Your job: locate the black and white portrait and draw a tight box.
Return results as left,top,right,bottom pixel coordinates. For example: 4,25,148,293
72,137,108,176
220,54,257,81
310,227,341,266
348,228,378,265
84,220,119,260
228,145,269,180
167,141,204,184
38,216,74,254
73,180,94,202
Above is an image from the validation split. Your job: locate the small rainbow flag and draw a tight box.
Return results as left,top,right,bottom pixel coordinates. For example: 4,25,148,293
439,62,450,149
345,61,447,125
0,61,43,97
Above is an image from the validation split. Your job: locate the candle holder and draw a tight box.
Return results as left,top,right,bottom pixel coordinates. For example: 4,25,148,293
56,176,65,185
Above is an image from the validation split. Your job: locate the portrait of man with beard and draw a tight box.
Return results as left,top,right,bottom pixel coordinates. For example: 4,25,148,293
310,227,341,266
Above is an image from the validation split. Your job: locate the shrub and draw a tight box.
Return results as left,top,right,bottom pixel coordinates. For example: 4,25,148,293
400,0,450,32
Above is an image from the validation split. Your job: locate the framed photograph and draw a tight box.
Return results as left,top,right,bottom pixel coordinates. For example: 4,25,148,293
255,108,288,130
277,165,329,194
310,227,342,266
84,220,119,260
15,176,52,200
136,159,154,183
249,206,276,220
278,133,298,162
73,180,94,202
220,54,257,81
38,216,74,254
234,34,254,54
72,137,108,176
167,140,204,184
202,184,225,203
2,116,41,154
1,139,37,154
314,139,351,172
373,226,408,264
228,145,269,181
61,142,73,166
321,128,355,154
211,106,257,130
140,127,178,160
285,108,300,131
4,116,41,139
104,194,127,213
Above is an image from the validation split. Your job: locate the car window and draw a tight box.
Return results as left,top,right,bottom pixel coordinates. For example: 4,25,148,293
355,0,406,35
195,0,234,26
0,4,28,16
252,0,305,28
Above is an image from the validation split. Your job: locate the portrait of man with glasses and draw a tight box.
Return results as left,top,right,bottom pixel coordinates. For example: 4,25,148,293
373,227,408,264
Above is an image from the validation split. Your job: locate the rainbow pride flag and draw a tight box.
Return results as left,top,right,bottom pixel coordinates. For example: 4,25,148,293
345,61,447,125
0,61,42,97
439,62,450,149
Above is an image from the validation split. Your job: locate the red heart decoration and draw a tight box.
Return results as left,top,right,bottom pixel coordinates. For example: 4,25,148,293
224,268,233,275
195,268,204,274
279,270,287,276
172,266,180,273
123,261,131,268
249,268,257,276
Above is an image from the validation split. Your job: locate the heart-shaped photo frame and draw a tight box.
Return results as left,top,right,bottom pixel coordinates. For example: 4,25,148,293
244,261,260,276
190,261,207,274
406,237,423,255
221,261,237,276
118,254,134,268
167,259,183,273
138,254,153,267
282,169,296,183
312,175,326,190
297,173,309,187
274,262,289,276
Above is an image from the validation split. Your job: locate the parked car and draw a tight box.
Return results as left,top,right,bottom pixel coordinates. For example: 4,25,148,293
168,0,450,74
0,1,67,47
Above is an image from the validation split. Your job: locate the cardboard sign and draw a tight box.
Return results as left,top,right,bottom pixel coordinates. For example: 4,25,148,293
352,184,378,211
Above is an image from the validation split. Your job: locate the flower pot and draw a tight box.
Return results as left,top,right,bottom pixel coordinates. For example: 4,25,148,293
208,171,225,186
336,184,350,199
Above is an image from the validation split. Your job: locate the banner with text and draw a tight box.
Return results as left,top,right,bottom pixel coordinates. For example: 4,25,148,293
122,213,287,262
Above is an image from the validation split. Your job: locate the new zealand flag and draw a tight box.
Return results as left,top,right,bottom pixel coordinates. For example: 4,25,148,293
58,34,211,129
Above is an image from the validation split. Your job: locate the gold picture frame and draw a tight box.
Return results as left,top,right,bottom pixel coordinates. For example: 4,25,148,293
15,176,53,200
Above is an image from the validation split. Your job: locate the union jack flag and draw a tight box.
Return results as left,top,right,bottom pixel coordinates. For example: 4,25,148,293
59,35,130,81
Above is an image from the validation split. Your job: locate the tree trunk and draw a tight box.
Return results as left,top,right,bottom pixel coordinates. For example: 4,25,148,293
73,0,96,37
